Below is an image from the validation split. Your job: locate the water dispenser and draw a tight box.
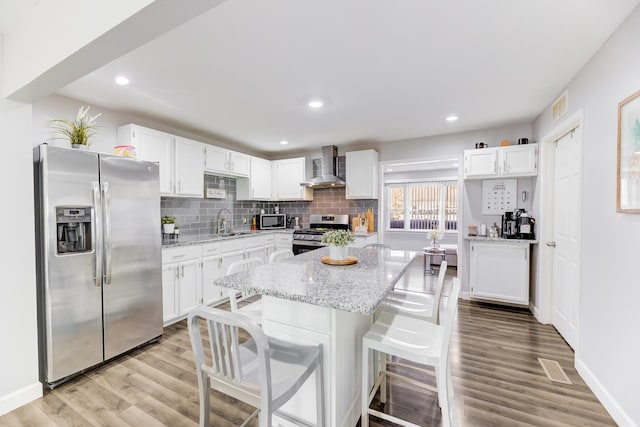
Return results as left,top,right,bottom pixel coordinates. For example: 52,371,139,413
56,206,92,254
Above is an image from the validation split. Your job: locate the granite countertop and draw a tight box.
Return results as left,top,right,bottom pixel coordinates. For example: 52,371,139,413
214,247,416,315
464,236,538,244
162,229,294,248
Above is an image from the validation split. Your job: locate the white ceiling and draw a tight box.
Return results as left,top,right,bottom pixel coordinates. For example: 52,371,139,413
38,1,640,153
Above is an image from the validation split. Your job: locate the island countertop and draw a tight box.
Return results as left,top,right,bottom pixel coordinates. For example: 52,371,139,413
213,247,416,315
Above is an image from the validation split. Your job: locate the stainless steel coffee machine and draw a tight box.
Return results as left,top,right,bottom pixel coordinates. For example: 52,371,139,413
501,211,518,239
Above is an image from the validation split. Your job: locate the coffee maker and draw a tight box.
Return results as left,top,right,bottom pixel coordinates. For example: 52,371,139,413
501,211,517,239
515,209,536,240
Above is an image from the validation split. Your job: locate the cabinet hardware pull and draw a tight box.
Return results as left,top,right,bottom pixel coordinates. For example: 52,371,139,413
181,265,185,278
175,267,179,279
546,241,556,247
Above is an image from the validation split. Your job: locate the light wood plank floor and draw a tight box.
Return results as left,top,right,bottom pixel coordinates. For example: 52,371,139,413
1,257,615,426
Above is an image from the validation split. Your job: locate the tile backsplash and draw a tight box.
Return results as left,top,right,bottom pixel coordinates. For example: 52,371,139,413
161,175,378,238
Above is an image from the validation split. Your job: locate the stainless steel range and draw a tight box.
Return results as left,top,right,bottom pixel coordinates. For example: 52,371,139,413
292,214,350,255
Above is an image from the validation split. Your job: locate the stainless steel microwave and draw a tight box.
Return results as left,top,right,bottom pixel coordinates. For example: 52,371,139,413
258,214,286,229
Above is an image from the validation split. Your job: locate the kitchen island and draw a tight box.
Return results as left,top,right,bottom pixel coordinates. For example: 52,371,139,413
214,247,417,427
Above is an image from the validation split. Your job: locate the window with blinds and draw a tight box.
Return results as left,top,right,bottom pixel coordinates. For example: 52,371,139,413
387,180,457,231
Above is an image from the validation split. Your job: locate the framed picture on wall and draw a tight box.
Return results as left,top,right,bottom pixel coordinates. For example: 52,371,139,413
617,90,640,213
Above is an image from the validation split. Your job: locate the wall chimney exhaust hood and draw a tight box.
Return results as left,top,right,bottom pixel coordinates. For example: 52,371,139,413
300,145,346,188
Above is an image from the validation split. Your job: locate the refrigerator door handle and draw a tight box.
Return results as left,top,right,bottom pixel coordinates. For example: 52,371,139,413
92,182,103,287
102,182,113,285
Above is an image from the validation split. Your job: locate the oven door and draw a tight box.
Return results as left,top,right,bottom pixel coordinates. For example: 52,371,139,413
292,240,325,255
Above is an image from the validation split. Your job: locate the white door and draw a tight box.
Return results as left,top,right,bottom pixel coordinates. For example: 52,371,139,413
201,255,224,305
135,127,174,195
230,152,250,176
250,157,272,199
277,158,305,199
204,145,229,174
174,137,204,197
178,259,202,315
162,264,179,324
551,129,582,349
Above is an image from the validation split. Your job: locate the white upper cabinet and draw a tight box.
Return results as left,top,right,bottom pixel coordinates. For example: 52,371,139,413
118,124,204,198
464,148,498,179
500,145,538,177
118,124,174,195
272,157,313,201
464,144,537,179
346,149,379,199
204,145,250,177
174,137,204,197
237,156,272,200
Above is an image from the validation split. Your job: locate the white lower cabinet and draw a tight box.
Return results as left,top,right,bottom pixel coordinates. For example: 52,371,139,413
201,242,225,306
161,246,202,325
275,233,293,251
244,235,266,263
469,241,530,305
162,233,290,326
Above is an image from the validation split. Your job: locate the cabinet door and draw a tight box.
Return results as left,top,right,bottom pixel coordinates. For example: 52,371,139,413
276,158,306,199
130,126,174,194
276,234,292,250
175,137,204,197
204,145,229,174
221,250,246,277
464,148,498,179
202,255,224,306
250,157,272,199
230,152,250,177
470,242,529,304
178,259,202,315
500,145,538,177
162,264,179,324
346,150,379,199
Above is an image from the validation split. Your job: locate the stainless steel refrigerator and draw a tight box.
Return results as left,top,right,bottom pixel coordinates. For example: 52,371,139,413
34,144,162,387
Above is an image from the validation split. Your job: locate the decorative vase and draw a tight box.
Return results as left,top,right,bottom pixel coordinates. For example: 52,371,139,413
71,144,89,150
329,244,348,261
163,223,175,234
431,239,439,249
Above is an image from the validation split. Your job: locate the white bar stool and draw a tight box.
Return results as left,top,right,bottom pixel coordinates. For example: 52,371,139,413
188,306,325,427
227,257,264,325
361,278,461,427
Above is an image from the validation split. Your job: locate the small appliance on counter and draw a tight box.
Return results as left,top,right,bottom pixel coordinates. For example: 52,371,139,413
257,213,286,229
516,211,536,240
501,211,518,239
501,209,536,240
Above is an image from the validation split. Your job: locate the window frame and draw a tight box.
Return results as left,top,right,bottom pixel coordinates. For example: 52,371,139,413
385,180,458,233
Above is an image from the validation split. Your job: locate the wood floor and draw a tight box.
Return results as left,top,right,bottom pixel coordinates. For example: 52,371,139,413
0,258,615,427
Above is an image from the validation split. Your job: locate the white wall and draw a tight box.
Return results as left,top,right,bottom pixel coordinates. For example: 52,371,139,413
532,6,640,426
33,94,263,156
0,98,41,414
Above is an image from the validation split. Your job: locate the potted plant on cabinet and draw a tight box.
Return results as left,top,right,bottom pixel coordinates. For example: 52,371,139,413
161,216,176,234
48,106,102,149
321,230,355,261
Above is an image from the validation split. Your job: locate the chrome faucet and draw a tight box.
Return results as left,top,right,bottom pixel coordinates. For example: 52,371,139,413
216,208,233,235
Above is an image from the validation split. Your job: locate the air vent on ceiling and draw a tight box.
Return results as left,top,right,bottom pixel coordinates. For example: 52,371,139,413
552,91,568,123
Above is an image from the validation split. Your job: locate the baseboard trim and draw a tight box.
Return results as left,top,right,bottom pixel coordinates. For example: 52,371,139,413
530,303,548,324
0,382,42,416
575,357,636,427
461,291,470,300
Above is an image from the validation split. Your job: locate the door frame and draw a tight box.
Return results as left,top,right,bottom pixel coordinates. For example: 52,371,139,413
536,109,584,331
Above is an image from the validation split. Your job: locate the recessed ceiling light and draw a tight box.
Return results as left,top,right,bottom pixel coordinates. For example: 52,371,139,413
308,99,324,109
446,115,458,122
280,140,289,145
115,75,129,86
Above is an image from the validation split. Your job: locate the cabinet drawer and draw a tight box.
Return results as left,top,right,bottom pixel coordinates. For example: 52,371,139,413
162,245,201,264
201,242,221,256
220,238,245,253
243,235,265,248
